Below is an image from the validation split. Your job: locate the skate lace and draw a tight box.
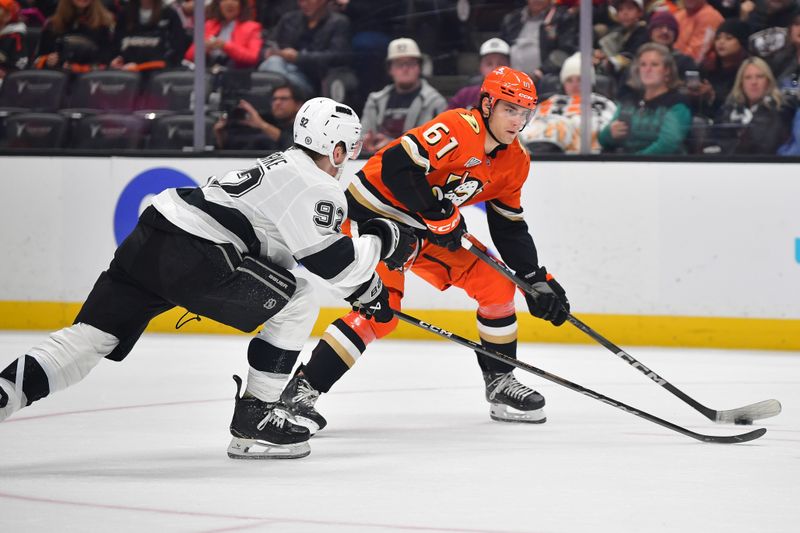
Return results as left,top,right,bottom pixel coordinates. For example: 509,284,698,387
256,408,287,431
292,380,320,408
489,373,534,402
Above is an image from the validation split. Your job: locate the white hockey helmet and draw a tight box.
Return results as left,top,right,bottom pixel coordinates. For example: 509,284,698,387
293,97,362,168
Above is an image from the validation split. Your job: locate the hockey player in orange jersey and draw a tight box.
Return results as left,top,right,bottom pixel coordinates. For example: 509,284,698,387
280,66,570,432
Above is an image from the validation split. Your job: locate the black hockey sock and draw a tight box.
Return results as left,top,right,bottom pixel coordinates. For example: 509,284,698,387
303,319,365,393
475,314,517,374
0,355,51,406
247,338,299,375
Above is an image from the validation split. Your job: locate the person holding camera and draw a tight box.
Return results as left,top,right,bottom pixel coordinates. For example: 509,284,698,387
214,83,306,150
689,18,751,118
599,42,692,154
33,0,114,72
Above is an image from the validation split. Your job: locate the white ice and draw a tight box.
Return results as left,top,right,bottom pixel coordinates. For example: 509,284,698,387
0,331,797,533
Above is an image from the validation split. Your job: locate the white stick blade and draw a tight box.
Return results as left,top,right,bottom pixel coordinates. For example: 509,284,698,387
715,399,782,423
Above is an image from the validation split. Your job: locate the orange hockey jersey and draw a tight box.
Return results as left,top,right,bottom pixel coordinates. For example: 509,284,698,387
346,107,532,231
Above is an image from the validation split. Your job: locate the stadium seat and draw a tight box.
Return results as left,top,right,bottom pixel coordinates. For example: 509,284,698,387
139,70,209,112
0,112,68,149
67,71,141,112
0,70,68,111
147,114,215,150
72,114,146,150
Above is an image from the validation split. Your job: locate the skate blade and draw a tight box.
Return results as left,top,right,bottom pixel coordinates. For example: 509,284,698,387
489,403,547,424
227,437,310,459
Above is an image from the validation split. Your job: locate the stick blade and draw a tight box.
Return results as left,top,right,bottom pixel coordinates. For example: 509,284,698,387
698,427,767,444
715,399,782,424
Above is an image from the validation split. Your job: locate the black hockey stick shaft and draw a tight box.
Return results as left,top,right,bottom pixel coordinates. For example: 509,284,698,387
461,234,781,424
394,311,765,444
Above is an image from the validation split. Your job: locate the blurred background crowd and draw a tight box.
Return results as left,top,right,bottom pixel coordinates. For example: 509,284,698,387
0,0,798,155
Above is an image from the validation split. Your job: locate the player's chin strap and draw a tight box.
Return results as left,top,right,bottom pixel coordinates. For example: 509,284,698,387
459,232,782,425
481,99,507,151
391,308,766,444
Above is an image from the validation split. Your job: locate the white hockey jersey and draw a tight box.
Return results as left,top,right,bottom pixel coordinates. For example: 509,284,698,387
151,148,383,295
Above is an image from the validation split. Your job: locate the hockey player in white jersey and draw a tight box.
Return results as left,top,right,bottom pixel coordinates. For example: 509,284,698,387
0,97,418,459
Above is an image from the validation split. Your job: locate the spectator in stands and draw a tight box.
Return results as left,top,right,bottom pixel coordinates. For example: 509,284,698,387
185,0,262,70
711,56,792,154
110,0,186,74
765,12,800,98
595,0,649,79
448,37,511,110
742,0,799,58
647,9,697,80
599,43,691,154
777,107,800,155
34,0,114,72
0,0,28,78
169,0,195,54
691,19,750,117
258,0,351,96
500,0,578,80
331,0,404,96
255,0,295,33
674,0,724,64
360,37,446,155
214,82,305,150
521,52,618,153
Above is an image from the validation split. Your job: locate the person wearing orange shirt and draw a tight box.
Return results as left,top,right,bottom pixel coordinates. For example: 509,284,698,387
674,0,724,63
278,66,571,434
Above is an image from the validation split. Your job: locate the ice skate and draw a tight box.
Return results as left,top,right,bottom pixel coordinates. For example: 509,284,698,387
227,375,310,459
483,371,546,423
280,366,327,435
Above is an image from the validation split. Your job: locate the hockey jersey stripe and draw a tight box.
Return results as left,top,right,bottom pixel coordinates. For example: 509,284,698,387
488,200,525,222
347,175,426,229
298,235,358,284
176,188,261,256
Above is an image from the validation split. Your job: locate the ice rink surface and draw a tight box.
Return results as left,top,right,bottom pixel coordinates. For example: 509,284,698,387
0,331,797,533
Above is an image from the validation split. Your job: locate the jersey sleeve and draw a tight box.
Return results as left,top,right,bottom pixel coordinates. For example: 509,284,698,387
381,110,469,214
486,148,538,274
277,184,382,293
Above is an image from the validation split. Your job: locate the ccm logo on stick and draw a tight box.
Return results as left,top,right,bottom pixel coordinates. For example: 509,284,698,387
419,321,453,337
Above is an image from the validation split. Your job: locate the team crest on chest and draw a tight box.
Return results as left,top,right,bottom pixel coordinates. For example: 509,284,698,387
432,171,484,206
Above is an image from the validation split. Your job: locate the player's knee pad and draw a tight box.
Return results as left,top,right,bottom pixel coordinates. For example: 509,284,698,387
27,323,119,394
477,301,516,320
258,277,318,351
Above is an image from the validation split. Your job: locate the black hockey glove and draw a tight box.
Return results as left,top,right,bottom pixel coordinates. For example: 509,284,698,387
421,199,467,252
519,266,570,326
345,272,394,323
359,218,420,271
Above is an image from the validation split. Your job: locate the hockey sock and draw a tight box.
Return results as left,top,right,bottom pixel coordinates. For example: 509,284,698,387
475,314,517,374
303,319,367,393
245,337,299,403
0,355,50,407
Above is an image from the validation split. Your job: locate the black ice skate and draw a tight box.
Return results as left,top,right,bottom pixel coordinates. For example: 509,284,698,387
227,375,311,459
483,371,546,423
280,366,327,435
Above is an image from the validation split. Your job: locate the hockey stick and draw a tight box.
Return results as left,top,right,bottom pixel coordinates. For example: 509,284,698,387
394,310,765,444
460,234,782,425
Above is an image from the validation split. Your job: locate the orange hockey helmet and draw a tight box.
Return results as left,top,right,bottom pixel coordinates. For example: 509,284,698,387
479,66,538,110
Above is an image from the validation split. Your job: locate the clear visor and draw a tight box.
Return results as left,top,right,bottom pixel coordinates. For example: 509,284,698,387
493,99,534,130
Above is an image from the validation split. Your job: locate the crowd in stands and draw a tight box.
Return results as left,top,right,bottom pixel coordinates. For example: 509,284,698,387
0,0,798,156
